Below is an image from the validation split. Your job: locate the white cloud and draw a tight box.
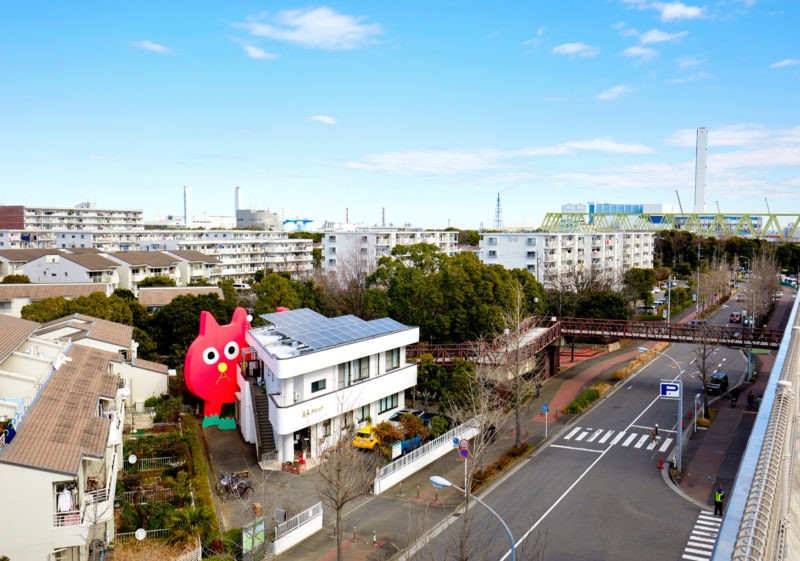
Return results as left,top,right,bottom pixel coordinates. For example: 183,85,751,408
309,115,338,125
243,45,278,60
346,138,653,174
654,2,707,22
597,85,636,100
235,7,383,50
640,29,688,44
676,56,704,68
130,40,172,54
771,59,800,68
552,42,600,58
669,71,710,83
620,45,658,61
611,21,640,37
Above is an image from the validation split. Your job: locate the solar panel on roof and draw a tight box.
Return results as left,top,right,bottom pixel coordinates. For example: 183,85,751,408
258,308,408,351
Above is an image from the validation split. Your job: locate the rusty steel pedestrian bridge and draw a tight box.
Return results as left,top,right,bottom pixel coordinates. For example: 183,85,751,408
407,317,783,369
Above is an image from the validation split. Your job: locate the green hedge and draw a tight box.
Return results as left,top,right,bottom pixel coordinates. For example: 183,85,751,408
182,415,222,545
563,388,601,414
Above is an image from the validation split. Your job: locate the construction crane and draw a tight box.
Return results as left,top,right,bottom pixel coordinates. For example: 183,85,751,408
716,201,721,214
675,190,685,215
765,197,772,215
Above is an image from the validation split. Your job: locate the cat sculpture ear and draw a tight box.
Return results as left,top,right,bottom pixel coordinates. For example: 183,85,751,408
198,311,220,336
230,307,252,332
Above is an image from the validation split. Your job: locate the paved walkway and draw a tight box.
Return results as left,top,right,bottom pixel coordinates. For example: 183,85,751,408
197,292,795,560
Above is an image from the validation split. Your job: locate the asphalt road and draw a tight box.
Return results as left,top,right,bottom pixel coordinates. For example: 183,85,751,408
413,299,750,561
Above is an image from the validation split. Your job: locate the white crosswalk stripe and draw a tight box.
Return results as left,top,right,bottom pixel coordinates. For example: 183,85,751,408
681,511,720,560
557,426,674,455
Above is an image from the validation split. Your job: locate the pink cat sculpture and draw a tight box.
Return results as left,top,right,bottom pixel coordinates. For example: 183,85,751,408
184,307,251,428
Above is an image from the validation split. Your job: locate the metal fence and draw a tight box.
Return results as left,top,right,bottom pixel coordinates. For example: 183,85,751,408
121,487,174,504
116,528,171,541
128,456,184,471
376,418,480,480
274,501,323,540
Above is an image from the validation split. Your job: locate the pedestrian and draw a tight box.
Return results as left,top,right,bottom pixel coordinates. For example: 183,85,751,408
535,383,542,398
651,423,659,443
714,485,725,516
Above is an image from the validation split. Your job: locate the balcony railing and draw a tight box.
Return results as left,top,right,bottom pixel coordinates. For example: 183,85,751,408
53,510,81,527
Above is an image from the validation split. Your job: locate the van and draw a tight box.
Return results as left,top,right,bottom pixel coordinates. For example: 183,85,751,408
706,372,729,394
636,306,657,315
232,282,251,290
729,312,742,323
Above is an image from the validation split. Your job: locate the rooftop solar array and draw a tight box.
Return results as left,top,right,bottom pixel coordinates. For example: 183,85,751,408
260,308,408,351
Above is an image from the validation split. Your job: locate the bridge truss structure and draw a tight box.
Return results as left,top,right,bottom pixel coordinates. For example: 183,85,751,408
538,212,800,240
407,317,783,368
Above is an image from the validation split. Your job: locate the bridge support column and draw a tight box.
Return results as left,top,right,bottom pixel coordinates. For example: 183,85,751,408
548,344,560,378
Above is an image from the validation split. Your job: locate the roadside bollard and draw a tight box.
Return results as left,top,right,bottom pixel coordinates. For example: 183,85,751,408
373,530,377,545
416,484,420,498
353,526,357,542
434,490,439,502
398,482,402,496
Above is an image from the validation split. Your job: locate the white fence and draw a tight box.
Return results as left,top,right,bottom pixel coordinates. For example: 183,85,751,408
373,418,481,494
128,456,184,471
116,528,171,541
268,502,324,555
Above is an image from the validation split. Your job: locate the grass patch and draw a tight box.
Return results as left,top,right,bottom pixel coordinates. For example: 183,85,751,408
610,342,670,382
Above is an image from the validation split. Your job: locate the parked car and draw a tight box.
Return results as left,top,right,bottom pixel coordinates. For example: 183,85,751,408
232,282,251,290
743,316,754,327
352,426,380,450
706,372,729,394
387,408,424,425
730,311,742,323
774,291,783,299
688,319,708,327
654,298,667,306
636,306,657,315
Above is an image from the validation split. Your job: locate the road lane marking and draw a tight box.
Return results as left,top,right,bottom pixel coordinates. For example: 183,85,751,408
659,437,673,452
610,432,626,445
679,510,720,561
574,431,589,441
598,430,614,443
622,434,637,447
586,429,604,442
549,444,604,454
564,427,581,440
634,435,649,448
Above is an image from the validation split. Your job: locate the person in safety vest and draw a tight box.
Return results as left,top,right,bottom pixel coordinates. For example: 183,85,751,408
714,485,725,516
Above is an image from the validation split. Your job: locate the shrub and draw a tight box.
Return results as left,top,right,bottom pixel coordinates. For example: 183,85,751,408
429,415,450,438
564,388,601,414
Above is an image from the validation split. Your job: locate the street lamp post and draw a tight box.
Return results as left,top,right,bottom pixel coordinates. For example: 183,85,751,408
430,475,516,561
638,347,685,472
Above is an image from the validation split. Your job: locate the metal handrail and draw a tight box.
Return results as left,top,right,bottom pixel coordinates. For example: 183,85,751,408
274,502,323,539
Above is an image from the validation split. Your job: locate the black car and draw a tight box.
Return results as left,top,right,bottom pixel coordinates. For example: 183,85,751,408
706,372,729,394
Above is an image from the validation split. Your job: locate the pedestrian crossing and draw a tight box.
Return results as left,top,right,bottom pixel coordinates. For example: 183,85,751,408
561,426,674,453
681,511,720,560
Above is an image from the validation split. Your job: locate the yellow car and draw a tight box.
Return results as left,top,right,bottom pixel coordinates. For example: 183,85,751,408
352,426,380,450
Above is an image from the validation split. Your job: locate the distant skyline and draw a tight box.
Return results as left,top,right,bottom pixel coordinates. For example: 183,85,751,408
1,1,798,230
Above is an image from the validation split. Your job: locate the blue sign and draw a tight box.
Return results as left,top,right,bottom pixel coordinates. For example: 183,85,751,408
452,437,460,448
541,403,549,413
660,381,681,399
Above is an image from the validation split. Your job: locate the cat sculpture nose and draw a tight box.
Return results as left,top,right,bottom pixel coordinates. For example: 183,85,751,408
218,363,228,373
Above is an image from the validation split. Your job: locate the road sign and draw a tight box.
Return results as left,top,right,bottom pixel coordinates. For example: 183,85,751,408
459,448,469,459
459,439,469,449
452,437,460,447
660,380,682,399
541,403,549,413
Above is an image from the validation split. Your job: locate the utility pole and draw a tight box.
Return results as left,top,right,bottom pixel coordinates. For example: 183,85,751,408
666,274,672,324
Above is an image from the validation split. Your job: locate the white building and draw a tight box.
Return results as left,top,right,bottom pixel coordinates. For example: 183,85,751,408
240,308,419,462
0,313,163,561
321,227,459,279
480,231,655,289
0,203,144,231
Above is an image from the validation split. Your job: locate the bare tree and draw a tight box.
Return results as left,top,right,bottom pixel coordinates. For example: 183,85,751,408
745,248,780,328
315,442,381,561
502,282,542,448
692,322,717,417
316,248,377,318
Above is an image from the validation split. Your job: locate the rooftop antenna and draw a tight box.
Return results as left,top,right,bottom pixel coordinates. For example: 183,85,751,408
493,193,504,230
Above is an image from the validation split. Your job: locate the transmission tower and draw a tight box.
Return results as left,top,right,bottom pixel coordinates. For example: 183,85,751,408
493,193,504,230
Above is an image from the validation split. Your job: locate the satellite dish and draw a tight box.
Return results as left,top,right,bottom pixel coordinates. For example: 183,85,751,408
128,454,137,465
135,528,146,541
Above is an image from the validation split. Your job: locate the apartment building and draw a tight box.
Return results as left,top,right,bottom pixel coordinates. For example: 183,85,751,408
0,313,167,560
480,231,655,289
0,203,144,232
321,227,458,278
240,308,419,462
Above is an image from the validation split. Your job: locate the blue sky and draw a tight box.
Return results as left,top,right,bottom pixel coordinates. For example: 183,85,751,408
1,1,798,230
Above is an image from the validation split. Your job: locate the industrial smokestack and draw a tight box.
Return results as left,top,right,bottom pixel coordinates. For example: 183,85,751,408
694,127,707,214
183,186,192,227
235,186,241,213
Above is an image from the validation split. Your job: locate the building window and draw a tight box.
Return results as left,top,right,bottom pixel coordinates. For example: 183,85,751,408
487,237,497,245
353,357,369,382
356,405,370,423
328,235,336,242
385,348,400,371
526,251,536,258
488,250,497,258
337,362,351,388
311,379,326,393
378,393,398,413
323,419,331,436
